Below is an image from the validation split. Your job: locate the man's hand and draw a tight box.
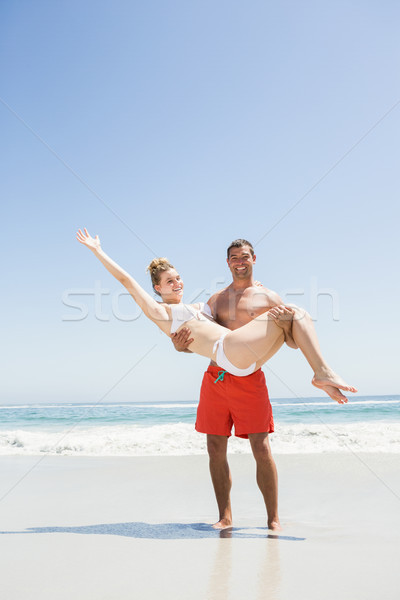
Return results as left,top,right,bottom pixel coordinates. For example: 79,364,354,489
268,305,294,324
171,327,194,353
268,305,298,349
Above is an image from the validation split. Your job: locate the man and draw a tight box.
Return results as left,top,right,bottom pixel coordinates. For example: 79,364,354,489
172,239,296,531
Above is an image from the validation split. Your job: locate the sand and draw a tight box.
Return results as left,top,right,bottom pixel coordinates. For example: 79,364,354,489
0,452,399,600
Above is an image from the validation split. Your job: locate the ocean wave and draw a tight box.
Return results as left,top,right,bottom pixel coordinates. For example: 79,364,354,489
130,404,198,409
1,398,398,411
274,400,400,407
0,403,199,411
0,422,399,457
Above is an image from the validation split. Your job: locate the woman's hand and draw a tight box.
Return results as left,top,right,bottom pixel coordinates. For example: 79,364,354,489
76,228,101,252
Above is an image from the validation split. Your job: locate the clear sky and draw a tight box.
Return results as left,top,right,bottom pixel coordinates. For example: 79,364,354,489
1,0,399,404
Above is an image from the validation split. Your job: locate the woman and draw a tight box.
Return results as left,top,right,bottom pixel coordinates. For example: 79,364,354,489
76,228,357,404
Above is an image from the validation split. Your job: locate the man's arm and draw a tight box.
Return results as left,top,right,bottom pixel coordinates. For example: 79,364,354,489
206,292,219,320
171,327,194,353
170,294,218,353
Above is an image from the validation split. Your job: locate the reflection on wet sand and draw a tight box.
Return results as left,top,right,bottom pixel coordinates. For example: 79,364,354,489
206,530,233,600
207,526,286,600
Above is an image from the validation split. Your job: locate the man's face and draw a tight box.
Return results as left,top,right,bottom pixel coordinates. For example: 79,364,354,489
227,245,256,281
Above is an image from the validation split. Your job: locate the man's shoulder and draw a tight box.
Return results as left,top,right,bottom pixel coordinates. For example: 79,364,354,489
252,284,282,304
208,285,232,304
250,283,279,297
207,286,232,318
209,286,230,299
243,284,283,308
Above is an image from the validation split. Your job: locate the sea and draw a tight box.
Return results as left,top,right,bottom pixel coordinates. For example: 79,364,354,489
0,395,399,457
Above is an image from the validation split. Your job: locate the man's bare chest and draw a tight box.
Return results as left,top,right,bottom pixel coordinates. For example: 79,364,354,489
215,291,271,329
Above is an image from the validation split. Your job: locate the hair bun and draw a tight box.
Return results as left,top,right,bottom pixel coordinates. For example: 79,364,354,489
146,257,172,274
146,257,175,296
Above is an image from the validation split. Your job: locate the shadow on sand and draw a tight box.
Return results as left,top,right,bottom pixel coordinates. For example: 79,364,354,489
0,521,305,540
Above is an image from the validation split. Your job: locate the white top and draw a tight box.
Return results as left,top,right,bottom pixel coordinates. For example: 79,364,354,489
169,302,213,334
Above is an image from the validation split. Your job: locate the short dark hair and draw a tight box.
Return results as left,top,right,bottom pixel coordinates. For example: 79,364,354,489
227,239,255,259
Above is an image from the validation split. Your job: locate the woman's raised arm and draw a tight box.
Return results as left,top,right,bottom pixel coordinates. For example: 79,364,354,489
76,228,170,331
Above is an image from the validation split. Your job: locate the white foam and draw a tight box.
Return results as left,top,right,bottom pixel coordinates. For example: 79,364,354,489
1,399,397,411
0,403,198,410
131,404,198,409
274,400,400,407
0,422,399,456
0,405,38,410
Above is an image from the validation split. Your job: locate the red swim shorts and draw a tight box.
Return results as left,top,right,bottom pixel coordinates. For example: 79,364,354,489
195,365,274,439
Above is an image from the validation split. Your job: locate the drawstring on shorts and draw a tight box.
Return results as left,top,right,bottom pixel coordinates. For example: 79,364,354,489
214,370,227,383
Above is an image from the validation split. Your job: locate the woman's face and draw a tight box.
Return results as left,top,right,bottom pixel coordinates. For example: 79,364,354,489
155,268,184,303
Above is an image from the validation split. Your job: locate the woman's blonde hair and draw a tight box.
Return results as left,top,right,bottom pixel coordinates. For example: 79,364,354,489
146,257,175,296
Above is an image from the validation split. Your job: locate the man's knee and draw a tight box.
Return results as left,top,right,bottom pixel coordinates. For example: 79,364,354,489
249,433,273,461
207,435,228,461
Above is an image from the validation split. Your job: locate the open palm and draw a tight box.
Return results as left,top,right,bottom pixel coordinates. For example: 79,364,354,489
76,228,101,251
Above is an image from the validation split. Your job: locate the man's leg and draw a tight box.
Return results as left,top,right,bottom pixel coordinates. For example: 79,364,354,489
248,432,281,531
207,434,233,529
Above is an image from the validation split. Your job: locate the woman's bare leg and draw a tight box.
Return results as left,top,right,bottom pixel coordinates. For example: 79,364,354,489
283,306,357,403
224,315,285,370
222,306,356,403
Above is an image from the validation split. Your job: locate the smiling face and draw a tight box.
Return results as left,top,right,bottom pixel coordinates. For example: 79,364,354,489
227,245,256,281
154,268,184,303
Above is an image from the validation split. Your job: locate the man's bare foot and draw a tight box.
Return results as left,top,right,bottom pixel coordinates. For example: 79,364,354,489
212,518,233,530
268,519,282,531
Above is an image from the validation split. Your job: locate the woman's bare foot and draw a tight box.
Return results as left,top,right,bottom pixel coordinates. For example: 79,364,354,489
316,383,350,404
312,368,357,394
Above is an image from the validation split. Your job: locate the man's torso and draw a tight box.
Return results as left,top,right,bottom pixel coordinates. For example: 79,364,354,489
207,284,281,366
210,284,281,330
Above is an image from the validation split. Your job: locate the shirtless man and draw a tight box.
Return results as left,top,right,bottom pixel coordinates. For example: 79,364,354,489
172,239,296,531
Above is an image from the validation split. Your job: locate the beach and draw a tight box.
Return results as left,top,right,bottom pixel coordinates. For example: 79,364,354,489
1,452,399,600
3,1,400,598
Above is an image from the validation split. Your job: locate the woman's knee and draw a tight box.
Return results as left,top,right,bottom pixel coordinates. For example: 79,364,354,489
289,304,310,322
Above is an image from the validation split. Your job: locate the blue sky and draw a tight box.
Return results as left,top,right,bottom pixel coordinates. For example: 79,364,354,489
1,0,399,404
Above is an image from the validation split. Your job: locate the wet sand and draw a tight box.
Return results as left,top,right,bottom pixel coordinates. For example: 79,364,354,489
0,453,399,599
